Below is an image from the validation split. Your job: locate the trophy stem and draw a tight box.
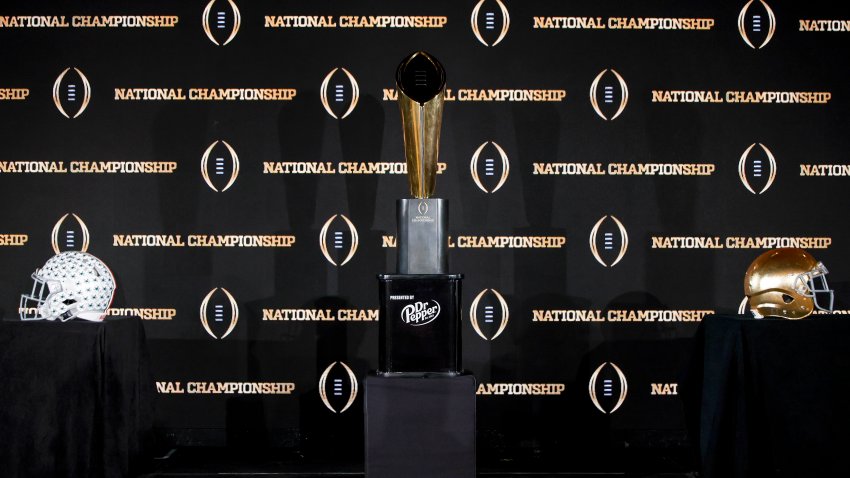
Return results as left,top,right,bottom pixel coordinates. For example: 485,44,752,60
396,51,445,199
417,107,426,198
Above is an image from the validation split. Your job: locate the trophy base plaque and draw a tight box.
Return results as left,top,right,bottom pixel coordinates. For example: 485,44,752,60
397,198,448,275
377,274,462,375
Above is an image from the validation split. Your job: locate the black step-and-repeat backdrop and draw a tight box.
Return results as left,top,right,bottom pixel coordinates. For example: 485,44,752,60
2,0,849,470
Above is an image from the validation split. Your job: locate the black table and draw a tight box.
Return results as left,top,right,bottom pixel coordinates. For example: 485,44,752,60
684,314,850,478
0,316,154,477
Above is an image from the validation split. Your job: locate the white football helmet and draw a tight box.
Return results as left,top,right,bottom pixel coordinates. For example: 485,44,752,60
19,251,116,322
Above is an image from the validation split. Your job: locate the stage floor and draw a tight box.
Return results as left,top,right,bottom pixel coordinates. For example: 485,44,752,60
139,447,696,478
143,473,694,478
143,473,694,477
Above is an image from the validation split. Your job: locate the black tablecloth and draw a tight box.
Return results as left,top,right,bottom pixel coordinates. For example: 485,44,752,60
365,374,476,478
0,316,154,477
683,314,850,478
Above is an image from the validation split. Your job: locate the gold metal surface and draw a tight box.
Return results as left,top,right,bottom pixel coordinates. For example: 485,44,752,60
744,248,820,319
396,51,445,198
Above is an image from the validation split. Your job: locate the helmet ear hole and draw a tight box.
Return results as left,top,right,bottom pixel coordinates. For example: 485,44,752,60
63,299,76,306
781,294,794,304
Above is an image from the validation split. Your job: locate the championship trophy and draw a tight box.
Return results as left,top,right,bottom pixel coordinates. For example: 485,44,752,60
365,52,475,478
377,51,462,375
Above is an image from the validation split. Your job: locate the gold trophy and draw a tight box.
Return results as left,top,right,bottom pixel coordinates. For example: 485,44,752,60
375,50,461,374
395,51,448,274
366,51,475,478
372,48,463,372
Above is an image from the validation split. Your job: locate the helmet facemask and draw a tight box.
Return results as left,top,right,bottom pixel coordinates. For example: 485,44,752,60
794,262,834,313
20,270,49,320
20,269,81,321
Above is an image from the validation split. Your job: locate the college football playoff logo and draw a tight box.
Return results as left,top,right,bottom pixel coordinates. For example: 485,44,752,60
738,296,753,316
320,68,360,119
53,68,91,119
319,214,359,266
51,213,90,254
471,0,510,47
589,215,628,267
738,143,777,195
470,141,510,193
199,287,239,339
203,0,241,46
319,361,359,414
469,288,509,341
588,362,628,414
200,140,240,192
738,0,776,49
589,69,629,121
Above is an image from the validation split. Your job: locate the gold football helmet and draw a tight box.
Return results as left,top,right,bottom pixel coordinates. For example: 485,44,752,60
744,248,834,319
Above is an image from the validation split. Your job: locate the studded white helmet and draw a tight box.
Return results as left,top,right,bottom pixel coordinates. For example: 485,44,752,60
19,251,116,322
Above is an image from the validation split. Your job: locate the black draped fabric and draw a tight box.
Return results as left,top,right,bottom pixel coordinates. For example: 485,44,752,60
682,314,850,478
0,316,154,477
365,374,476,478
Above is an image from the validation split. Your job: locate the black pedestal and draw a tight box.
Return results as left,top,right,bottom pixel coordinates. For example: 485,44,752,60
377,273,462,374
684,314,850,478
364,374,476,478
0,316,154,478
